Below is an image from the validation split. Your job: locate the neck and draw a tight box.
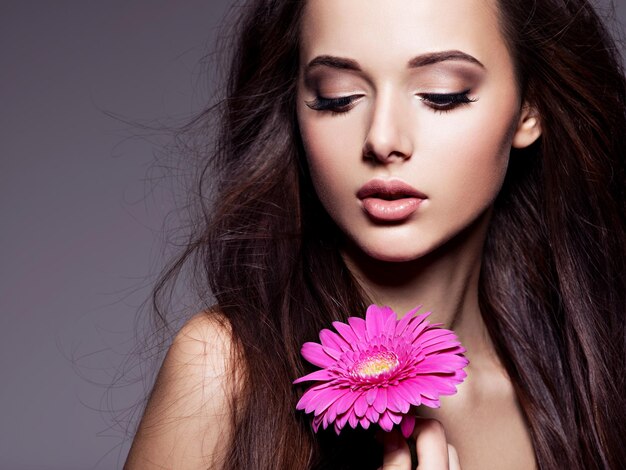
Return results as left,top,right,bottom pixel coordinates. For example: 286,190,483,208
341,209,498,365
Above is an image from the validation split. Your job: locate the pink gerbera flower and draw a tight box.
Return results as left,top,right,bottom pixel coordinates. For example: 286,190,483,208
294,305,468,437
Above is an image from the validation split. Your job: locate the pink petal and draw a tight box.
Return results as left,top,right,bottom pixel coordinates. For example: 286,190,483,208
349,411,359,428
347,317,367,341
406,310,430,329
395,309,416,337
297,384,333,411
405,306,424,320
373,387,387,414
354,394,369,418
308,386,342,415
414,375,458,396
300,342,336,368
325,391,349,423
400,414,416,438
421,341,463,356
365,406,380,422
421,396,441,408
378,411,394,431
388,411,403,425
308,381,336,391
296,304,469,437
383,311,397,336
404,348,426,364
322,412,330,429
332,320,360,344
422,330,459,343
319,328,350,352
295,395,308,411
296,383,334,410
436,346,467,361
401,378,439,400
416,329,455,346
394,382,422,406
366,305,391,339
414,356,465,374
366,387,378,405
335,411,351,430
293,368,335,384
338,350,358,366
335,390,360,415
405,315,433,339
422,340,462,355
322,345,341,360
312,416,321,432
386,387,410,414
421,338,459,356
451,368,468,382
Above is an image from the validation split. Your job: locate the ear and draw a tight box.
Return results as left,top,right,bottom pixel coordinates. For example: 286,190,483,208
511,102,542,149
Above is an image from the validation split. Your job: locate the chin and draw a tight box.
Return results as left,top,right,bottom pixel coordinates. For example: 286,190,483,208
370,253,419,263
358,240,436,263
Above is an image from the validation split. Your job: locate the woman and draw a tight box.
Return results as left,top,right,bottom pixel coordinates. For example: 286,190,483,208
124,0,626,468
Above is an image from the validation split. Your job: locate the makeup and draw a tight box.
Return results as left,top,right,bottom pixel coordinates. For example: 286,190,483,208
357,178,427,222
297,0,522,262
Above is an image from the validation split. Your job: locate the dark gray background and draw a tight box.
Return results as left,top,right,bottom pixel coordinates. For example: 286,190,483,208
2,1,625,469
1,1,229,468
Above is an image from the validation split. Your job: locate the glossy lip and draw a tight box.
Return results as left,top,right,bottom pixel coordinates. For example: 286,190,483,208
357,178,427,222
357,178,427,200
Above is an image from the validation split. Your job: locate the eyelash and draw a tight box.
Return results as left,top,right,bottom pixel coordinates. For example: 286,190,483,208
305,90,477,116
305,95,357,116
420,90,478,113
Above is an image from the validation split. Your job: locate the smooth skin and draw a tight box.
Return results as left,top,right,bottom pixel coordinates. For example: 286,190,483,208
126,0,542,468
380,423,460,470
297,0,541,468
124,312,235,469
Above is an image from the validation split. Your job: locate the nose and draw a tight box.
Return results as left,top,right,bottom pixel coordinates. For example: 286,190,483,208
363,89,414,163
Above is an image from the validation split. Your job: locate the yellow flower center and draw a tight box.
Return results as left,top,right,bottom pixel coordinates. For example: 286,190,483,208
353,351,399,378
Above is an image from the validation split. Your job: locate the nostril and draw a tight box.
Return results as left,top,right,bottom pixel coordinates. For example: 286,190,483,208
362,132,413,162
363,149,411,164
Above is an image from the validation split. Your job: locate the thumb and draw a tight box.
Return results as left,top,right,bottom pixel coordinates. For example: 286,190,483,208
379,429,411,470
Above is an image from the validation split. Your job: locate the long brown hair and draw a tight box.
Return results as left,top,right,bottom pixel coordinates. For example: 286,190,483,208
148,0,626,468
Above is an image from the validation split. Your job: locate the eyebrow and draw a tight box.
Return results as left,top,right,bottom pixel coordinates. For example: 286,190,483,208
306,50,485,71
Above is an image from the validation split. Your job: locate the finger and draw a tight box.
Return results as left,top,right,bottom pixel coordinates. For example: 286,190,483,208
380,429,412,470
413,418,449,470
448,444,461,470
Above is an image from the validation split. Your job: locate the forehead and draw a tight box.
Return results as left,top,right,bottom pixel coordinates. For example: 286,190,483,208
299,0,508,71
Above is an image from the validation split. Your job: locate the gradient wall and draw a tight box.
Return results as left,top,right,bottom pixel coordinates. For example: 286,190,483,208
1,1,625,468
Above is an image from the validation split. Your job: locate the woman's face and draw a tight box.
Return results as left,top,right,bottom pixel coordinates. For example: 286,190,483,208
296,0,533,262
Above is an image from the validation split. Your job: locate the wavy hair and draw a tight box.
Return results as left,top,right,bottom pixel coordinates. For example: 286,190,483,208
149,0,626,468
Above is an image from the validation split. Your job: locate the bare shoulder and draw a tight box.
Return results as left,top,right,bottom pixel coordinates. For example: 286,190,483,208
174,310,234,364
124,309,237,470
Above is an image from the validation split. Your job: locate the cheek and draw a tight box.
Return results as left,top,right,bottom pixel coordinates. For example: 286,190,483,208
296,79,521,227
420,97,518,212
298,111,362,207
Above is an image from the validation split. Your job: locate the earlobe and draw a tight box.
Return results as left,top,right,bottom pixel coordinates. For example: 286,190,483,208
511,103,542,149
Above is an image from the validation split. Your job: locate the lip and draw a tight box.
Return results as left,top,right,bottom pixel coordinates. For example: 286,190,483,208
357,178,427,222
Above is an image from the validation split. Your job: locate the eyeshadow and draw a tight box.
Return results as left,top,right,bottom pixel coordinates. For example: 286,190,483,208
303,69,366,93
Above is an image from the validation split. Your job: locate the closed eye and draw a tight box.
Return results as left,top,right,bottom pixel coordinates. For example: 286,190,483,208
418,90,477,113
305,94,363,115
305,90,477,116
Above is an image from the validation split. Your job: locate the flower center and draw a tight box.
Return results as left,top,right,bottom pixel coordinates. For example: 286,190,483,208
353,351,399,378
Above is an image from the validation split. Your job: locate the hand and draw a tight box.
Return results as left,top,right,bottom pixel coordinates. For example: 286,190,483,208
379,419,461,470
